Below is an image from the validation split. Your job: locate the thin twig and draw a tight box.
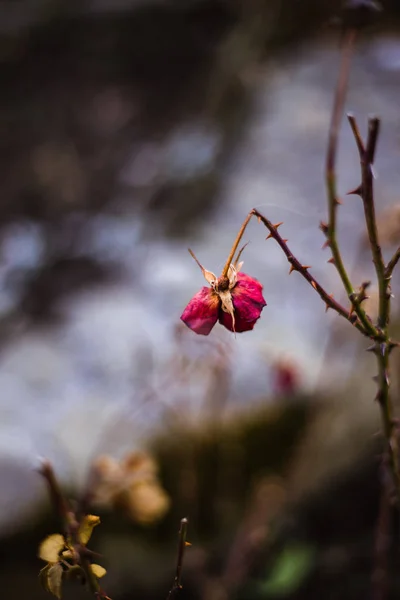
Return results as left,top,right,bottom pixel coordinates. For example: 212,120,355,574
167,518,189,599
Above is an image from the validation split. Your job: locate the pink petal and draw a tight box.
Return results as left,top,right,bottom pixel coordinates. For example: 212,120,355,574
181,287,220,335
219,272,266,333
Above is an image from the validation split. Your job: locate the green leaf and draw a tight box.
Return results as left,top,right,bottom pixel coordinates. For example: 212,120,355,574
259,543,315,597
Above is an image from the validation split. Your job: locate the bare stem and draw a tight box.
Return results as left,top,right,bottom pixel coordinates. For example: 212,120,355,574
167,518,189,599
221,212,253,278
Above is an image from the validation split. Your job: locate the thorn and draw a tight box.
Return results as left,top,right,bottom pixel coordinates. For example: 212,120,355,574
347,184,362,196
366,344,378,354
311,281,317,290
335,197,343,205
319,221,329,235
283,239,289,243
327,257,335,265
325,293,334,312
257,216,261,224
273,221,284,229
266,233,273,240
389,342,399,354
372,375,379,384
384,370,390,386
321,240,330,250
289,264,296,275
185,541,192,547
302,265,311,270
379,342,387,357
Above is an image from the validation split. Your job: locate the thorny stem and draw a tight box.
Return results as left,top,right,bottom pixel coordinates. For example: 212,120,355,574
325,27,377,337
221,212,253,278
348,114,400,500
167,518,189,599
39,460,111,600
251,209,367,336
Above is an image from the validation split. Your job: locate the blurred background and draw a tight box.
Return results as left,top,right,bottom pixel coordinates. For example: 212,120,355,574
2,0,400,598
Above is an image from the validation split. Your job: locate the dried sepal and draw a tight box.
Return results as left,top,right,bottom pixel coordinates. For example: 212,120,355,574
38,534,65,563
188,249,217,286
234,242,249,270
227,264,238,289
218,289,236,332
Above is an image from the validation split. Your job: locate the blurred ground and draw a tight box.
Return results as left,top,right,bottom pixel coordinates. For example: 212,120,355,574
2,1,400,599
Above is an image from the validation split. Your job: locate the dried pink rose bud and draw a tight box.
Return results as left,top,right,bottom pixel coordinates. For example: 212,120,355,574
181,251,266,335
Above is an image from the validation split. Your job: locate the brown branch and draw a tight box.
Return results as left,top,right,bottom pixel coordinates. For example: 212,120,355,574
251,208,371,337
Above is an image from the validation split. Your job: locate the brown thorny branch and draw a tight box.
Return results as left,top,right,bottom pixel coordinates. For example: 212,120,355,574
227,27,400,500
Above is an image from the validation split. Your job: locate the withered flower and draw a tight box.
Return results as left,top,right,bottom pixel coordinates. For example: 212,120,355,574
181,249,266,335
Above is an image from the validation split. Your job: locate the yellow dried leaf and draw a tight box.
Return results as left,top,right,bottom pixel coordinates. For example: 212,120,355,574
38,534,65,563
78,514,100,545
47,563,63,599
91,564,107,578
